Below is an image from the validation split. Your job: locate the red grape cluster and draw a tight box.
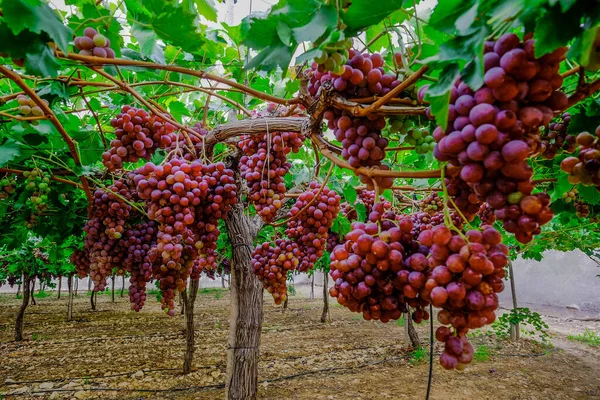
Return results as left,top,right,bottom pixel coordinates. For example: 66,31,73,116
325,109,393,191
444,166,482,221
418,225,508,369
70,249,90,279
309,50,400,97
425,33,567,243
560,125,600,190
252,240,300,304
122,221,157,311
251,183,340,303
83,179,133,291
419,192,443,215
239,130,305,222
540,112,575,159
285,182,341,272
575,201,590,218
164,122,209,161
329,204,508,369
74,27,115,58
132,159,237,313
102,105,177,170
410,210,463,236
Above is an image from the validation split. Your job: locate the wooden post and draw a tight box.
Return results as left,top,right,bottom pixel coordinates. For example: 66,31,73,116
320,270,330,323
87,278,91,292
404,312,410,343
310,273,315,300
221,274,225,288
182,279,199,374
74,278,78,295
57,276,62,299
67,275,74,321
508,261,520,341
121,275,125,297
225,202,263,400
16,280,21,298
15,277,31,341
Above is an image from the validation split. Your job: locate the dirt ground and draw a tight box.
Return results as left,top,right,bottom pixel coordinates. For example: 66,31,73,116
1,288,599,400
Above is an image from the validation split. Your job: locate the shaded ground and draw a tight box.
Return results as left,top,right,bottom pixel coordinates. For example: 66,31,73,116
1,289,599,399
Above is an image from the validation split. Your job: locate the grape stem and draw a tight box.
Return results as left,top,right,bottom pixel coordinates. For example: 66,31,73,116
439,166,469,240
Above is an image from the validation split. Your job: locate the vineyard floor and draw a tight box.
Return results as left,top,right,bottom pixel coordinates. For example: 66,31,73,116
1,289,600,399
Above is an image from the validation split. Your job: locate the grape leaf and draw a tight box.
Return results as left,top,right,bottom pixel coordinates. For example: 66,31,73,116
0,140,25,167
132,23,159,59
291,5,337,43
342,0,405,33
194,0,218,22
425,64,460,131
532,2,589,57
428,0,477,34
246,44,296,71
25,45,61,77
0,0,72,53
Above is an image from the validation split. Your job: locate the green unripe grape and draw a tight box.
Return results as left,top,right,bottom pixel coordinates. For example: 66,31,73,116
412,130,422,140
113,232,122,239
19,105,32,115
41,195,48,202
17,96,29,106
331,52,344,65
507,191,524,204
0,178,9,186
421,128,430,137
344,38,353,48
314,51,328,64
26,182,35,190
334,64,345,75
324,58,336,71
31,106,43,116
43,177,49,183
38,182,48,190
425,136,434,143
33,196,43,204
30,170,38,177
93,34,108,48
23,171,30,177
405,136,417,145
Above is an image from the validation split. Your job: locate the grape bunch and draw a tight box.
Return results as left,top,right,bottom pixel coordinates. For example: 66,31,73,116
425,33,568,243
540,112,575,159
419,192,443,215
562,188,578,203
325,109,393,191
122,221,157,311
252,240,300,304
74,27,115,58
389,117,436,154
217,258,231,276
16,95,47,124
83,179,134,291
102,105,177,171
560,125,600,191
309,50,402,97
444,166,481,221
22,168,51,225
575,201,590,218
239,129,305,222
314,32,353,74
0,175,16,200
285,182,341,272
163,122,210,161
70,249,90,279
410,210,463,236
133,159,237,313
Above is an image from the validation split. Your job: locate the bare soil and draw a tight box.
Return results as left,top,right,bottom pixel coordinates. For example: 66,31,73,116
1,289,599,399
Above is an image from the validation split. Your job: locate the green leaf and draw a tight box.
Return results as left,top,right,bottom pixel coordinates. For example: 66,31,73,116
25,45,61,77
425,64,460,130
331,214,351,237
0,0,72,53
0,139,25,166
246,44,296,71
428,0,477,34
277,21,293,46
532,3,583,57
342,0,405,33
242,12,280,49
342,184,357,205
291,5,337,43
131,23,159,59
355,203,367,222
194,0,218,22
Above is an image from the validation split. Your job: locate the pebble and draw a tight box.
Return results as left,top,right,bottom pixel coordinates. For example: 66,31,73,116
10,386,29,394
131,370,144,379
566,304,580,311
39,382,54,389
74,390,87,399
49,392,60,400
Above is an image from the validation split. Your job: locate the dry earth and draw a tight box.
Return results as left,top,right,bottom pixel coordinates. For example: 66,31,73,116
1,289,599,399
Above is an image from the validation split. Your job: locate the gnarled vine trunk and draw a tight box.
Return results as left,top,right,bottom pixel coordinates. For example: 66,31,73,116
67,275,74,321
111,274,115,302
320,270,329,323
121,276,125,297
15,277,31,341
90,290,96,310
225,202,263,400
406,312,420,348
57,276,62,299
182,278,199,374
30,279,36,305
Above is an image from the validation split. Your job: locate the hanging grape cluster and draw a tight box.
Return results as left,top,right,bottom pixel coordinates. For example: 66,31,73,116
70,249,90,279
132,159,237,314
389,117,435,154
74,27,115,58
314,32,353,74
540,112,575,159
102,105,177,171
419,192,443,215
329,204,508,369
0,175,16,200
560,124,600,191
16,95,47,125
424,33,568,243
122,221,158,311
239,129,305,222
23,168,51,228
252,182,340,303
